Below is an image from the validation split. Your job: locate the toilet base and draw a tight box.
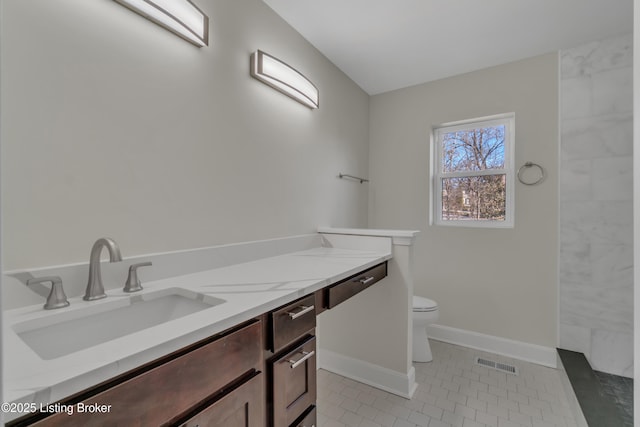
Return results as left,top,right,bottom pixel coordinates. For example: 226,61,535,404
412,327,433,363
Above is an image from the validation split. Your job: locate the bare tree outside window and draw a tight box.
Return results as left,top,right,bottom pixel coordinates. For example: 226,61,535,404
433,115,514,227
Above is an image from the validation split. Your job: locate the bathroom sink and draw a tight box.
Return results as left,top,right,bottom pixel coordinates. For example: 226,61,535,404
13,288,225,360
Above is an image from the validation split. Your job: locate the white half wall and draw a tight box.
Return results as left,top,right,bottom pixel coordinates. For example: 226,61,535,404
317,229,417,398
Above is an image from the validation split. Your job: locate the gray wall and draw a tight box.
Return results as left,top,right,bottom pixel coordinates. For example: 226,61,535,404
1,0,370,271
368,53,559,348
559,33,633,377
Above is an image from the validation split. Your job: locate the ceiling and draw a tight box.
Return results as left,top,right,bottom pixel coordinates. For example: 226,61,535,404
262,0,633,95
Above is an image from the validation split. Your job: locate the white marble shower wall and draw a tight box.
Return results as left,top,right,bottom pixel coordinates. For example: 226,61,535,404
559,33,633,377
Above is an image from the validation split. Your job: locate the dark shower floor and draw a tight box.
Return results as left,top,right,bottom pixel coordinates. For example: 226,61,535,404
558,349,633,427
593,370,633,426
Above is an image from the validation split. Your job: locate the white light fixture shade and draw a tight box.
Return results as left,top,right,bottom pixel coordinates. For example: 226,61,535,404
114,0,208,47
250,50,319,109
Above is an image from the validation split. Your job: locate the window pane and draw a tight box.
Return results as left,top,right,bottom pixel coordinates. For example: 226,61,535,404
441,175,506,221
441,125,505,173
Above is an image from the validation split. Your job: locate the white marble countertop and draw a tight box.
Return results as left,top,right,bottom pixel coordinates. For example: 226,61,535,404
3,244,391,419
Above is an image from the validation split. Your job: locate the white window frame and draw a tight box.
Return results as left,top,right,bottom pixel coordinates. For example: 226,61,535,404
431,113,515,228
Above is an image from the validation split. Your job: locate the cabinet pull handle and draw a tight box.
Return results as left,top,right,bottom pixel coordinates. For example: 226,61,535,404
286,304,314,319
288,350,315,369
356,276,375,285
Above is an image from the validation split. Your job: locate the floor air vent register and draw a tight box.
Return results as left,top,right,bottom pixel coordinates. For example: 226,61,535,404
475,357,519,375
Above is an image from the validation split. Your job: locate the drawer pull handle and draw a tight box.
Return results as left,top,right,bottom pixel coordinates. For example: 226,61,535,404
356,276,375,285
286,304,315,319
288,350,315,369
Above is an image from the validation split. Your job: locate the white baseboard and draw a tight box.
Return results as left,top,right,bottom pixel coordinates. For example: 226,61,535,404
318,349,417,399
427,324,557,368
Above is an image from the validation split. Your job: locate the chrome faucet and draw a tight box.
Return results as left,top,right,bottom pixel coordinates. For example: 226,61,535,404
83,237,122,301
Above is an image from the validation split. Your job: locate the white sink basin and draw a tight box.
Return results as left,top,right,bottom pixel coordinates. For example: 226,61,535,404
12,288,225,360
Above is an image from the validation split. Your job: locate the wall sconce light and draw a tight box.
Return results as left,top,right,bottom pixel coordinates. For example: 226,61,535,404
114,0,209,47
250,50,319,109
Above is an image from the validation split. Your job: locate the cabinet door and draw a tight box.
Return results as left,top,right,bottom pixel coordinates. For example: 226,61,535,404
179,373,264,427
271,336,316,427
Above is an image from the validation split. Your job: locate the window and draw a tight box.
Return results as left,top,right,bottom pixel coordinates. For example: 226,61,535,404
432,114,514,227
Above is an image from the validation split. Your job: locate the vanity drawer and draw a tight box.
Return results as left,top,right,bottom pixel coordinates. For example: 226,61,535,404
30,320,263,427
325,262,387,309
271,336,316,427
269,294,316,353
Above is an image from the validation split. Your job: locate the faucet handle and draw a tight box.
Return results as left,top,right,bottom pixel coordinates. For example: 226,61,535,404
27,276,70,310
123,262,152,293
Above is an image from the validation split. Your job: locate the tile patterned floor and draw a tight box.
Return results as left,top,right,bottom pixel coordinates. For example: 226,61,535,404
317,340,578,427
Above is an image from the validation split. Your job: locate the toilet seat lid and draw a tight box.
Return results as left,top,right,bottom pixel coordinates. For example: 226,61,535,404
413,296,438,312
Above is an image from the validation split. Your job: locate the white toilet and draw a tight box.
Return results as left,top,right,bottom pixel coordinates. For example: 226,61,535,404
412,296,439,362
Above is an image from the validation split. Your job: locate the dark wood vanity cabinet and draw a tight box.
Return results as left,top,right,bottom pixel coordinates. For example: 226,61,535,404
11,320,265,427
